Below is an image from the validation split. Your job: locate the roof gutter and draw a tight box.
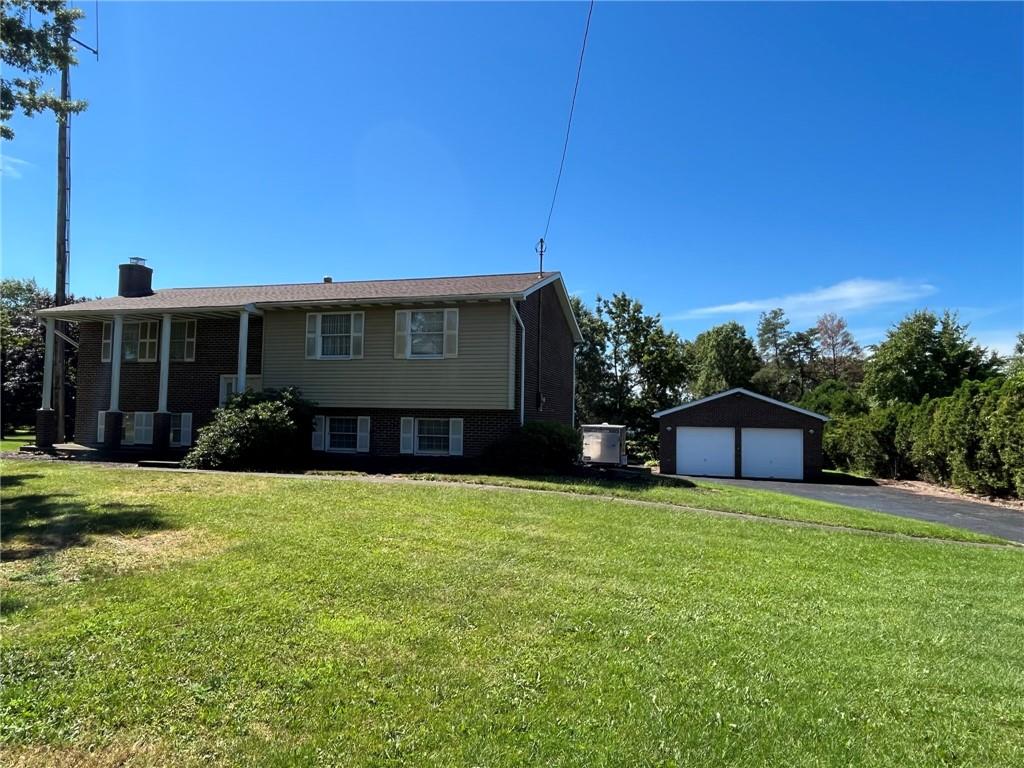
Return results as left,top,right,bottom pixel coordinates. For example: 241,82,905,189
35,292,532,319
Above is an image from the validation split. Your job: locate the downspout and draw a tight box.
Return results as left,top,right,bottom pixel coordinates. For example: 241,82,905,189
510,298,525,426
571,346,576,428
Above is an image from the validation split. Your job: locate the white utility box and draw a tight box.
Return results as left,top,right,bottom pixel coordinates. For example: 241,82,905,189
581,424,628,466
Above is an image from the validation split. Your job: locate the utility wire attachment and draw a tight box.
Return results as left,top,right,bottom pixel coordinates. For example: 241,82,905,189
540,0,595,247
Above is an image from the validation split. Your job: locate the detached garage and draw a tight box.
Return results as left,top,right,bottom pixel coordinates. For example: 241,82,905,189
654,388,828,481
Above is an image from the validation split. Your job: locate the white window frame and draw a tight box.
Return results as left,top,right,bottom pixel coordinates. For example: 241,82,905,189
305,312,364,360
410,417,463,456
169,413,193,447
219,374,263,406
122,412,153,446
394,308,458,360
326,416,358,453
169,320,197,362
123,320,159,363
101,322,112,362
312,415,370,453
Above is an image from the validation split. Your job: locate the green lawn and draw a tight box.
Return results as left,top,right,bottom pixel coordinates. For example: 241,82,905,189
404,471,1003,543
2,461,1023,767
0,429,34,453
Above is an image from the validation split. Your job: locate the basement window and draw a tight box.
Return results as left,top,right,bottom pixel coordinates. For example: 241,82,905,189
122,412,153,445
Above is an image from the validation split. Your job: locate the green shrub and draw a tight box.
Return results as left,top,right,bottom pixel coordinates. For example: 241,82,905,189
481,421,582,475
798,379,869,418
990,373,1024,496
183,387,316,471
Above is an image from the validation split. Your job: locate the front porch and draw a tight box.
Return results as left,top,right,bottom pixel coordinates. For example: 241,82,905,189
34,307,260,455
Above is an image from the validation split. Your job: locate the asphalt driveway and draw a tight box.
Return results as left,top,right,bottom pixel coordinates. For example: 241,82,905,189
699,477,1024,544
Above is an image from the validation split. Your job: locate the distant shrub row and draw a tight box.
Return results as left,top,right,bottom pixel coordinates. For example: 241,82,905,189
824,373,1024,497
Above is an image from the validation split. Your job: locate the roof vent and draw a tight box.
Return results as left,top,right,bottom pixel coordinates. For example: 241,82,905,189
118,258,154,298
323,276,333,283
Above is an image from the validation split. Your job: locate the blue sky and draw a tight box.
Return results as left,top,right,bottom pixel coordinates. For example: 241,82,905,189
2,1,1021,353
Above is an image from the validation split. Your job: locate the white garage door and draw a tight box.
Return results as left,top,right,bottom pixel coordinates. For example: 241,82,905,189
741,428,804,480
676,427,735,477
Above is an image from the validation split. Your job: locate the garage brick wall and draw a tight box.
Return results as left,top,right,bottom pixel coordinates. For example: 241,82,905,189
658,391,824,479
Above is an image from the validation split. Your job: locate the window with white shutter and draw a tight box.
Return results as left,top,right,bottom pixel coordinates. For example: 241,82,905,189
443,309,459,358
170,413,193,447
311,415,325,451
133,412,154,445
400,417,414,454
327,417,358,452
101,322,112,362
170,320,197,362
356,416,370,453
449,418,463,456
305,312,364,359
395,311,409,358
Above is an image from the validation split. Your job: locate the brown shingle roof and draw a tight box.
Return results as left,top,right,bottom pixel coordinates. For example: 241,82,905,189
39,272,559,316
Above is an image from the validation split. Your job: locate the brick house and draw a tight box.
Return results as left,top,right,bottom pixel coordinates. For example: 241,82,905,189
35,261,582,460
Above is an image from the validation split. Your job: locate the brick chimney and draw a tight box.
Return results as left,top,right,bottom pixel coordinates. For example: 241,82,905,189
118,257,154,297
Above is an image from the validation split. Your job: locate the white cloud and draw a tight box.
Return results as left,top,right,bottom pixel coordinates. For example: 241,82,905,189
675,278,938,321
972,329,1022,358
0,155,30,180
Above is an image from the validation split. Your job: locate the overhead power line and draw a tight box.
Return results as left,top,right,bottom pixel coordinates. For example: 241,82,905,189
539,0,595,255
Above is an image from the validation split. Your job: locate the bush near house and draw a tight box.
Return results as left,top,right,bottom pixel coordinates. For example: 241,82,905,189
480,421,582,474
824,373,1024,497
183,387,316,471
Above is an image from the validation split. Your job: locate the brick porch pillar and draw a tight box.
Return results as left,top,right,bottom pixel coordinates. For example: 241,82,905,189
35,408,57,449
103,411,124,450
153,411,172,454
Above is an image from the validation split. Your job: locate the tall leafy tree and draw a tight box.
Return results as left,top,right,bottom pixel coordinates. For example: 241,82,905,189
781,328,820,398
863,309,998,405
756,308,790,365
569,294,609,424
1,0,88,140
595,293,687,424
0,277,80,434
815,312,861,381
689,321,760,398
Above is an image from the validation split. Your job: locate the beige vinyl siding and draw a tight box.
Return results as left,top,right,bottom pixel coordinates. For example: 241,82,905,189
262,302,513,409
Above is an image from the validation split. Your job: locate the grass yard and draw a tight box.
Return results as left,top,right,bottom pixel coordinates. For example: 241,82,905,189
0,429,34,453
405,472,1003,543
2,461,1023,767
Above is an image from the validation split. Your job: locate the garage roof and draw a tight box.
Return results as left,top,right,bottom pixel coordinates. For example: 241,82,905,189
652,388,829,422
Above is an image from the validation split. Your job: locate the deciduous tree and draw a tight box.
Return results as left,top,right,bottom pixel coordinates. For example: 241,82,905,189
689,321,760,398
1,0,88,140
862,309,998,405
815,312,861,381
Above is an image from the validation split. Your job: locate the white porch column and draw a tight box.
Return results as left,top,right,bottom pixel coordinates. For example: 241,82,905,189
236,309,249,392
158,313,172,412
41,318,55,409
109,315,124,411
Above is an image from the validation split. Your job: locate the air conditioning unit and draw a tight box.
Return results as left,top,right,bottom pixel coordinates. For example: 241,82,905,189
581,423,628,466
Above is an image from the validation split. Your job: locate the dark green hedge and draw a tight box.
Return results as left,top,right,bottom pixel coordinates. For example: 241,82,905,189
824,373,1024,497
481,421,582,475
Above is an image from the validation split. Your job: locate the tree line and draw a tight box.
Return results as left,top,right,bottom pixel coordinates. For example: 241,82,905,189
573,292,1023,496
